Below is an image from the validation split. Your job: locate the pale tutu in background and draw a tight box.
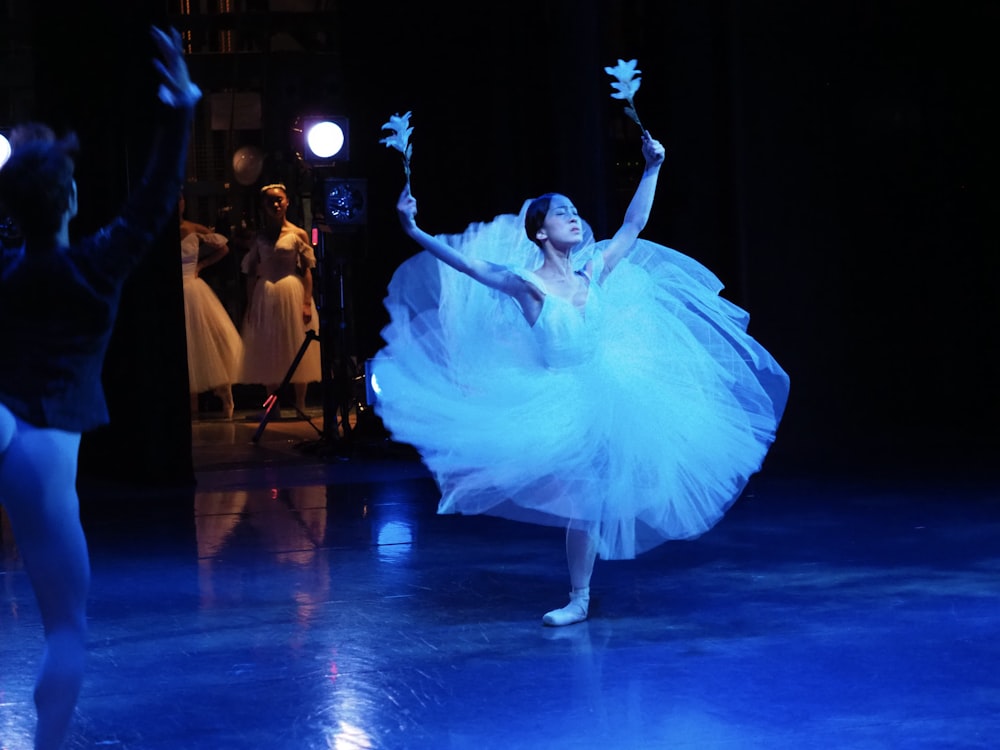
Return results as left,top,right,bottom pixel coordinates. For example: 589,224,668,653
181,232,243,398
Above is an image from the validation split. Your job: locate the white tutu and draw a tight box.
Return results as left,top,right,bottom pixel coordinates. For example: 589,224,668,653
373,204,789,559
181,233,243,393
240,231,321,385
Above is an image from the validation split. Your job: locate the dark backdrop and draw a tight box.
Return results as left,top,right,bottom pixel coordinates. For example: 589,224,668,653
20,1,998,484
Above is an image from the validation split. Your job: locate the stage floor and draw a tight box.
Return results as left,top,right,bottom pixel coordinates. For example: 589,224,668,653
1,416,998,749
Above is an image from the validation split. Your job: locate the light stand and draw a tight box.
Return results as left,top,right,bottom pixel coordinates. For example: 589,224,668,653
294,176,374,457
315,223,358,446
290,116,385,456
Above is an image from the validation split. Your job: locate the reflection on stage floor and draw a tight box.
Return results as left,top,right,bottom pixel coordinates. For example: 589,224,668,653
1,418,998,749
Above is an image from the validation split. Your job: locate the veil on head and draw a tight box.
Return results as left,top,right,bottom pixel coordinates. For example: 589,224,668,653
437,199,596,273
517,198,597,270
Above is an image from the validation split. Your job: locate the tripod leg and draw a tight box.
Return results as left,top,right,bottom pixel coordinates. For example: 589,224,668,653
251,331,319,444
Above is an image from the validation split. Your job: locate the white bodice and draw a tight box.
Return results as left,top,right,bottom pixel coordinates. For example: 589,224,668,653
522,269,601,369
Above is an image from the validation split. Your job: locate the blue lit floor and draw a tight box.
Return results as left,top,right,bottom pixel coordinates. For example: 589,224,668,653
2,414,999,749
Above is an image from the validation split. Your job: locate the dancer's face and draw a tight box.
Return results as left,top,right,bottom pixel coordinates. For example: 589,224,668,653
538,195,582,246
262,188,288,219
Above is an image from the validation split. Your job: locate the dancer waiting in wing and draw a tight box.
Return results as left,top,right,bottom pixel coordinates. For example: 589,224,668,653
179,194,243,420
239,183,320,418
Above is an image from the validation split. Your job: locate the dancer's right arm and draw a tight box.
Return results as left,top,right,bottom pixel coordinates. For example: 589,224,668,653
196,234,229,275
396,187,540,308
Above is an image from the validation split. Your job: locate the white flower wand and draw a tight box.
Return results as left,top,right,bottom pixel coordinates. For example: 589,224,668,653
379,111,414,190
604,58,645,132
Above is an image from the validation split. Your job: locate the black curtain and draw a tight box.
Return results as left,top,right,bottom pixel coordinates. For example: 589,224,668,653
720,1,999,474
29,3,194,487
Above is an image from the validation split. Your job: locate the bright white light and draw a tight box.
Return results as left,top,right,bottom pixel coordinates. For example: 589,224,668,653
0,134,11,169
306,121,345,159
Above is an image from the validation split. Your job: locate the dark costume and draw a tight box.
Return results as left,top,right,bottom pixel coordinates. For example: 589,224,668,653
0,107,194,431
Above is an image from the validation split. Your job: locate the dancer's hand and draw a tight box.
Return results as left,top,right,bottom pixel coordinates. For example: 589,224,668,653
150,26,201,109
397,186,418,231
641,131,665,170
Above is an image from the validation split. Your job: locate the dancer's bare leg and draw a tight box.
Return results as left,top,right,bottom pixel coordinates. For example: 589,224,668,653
0,414,89,750
543,526,596,626
214,385,234,420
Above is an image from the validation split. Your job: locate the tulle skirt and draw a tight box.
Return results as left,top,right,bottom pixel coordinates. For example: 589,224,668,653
241,275,321,385
373,212,789,560
183,277,244,393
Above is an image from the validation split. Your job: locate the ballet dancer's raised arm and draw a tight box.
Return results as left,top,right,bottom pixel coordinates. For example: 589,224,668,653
395,187,542,312
599,131,665,279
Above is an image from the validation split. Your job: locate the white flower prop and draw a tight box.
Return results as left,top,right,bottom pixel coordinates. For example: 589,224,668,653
604,58,645,132
380,111,414,188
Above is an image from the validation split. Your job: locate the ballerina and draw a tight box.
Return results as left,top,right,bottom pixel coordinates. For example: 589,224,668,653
179,196,243,420
374,130,789,626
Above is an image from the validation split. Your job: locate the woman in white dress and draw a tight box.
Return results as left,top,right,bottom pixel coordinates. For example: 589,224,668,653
239,183,320,416
373,131,790,626
179,197,243,419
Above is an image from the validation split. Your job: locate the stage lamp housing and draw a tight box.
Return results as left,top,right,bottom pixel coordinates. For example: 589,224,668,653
323,177,367,226
295,116,349,165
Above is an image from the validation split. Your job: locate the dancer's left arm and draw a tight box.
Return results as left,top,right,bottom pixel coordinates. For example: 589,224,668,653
600,132,665,280
301,266,314,324
296,229,315,324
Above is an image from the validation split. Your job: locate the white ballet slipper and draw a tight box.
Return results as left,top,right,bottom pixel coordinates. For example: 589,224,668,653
542,587,590,627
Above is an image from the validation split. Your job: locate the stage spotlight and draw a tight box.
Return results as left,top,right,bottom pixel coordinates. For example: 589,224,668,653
295,116,349,165
307,121,344,159
0,133,11,169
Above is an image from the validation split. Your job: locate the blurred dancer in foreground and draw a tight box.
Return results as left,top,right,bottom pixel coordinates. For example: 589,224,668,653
0,27,199,748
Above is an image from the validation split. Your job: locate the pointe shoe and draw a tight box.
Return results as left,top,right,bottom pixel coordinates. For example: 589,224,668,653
214,386,235,421
542,587,590,627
